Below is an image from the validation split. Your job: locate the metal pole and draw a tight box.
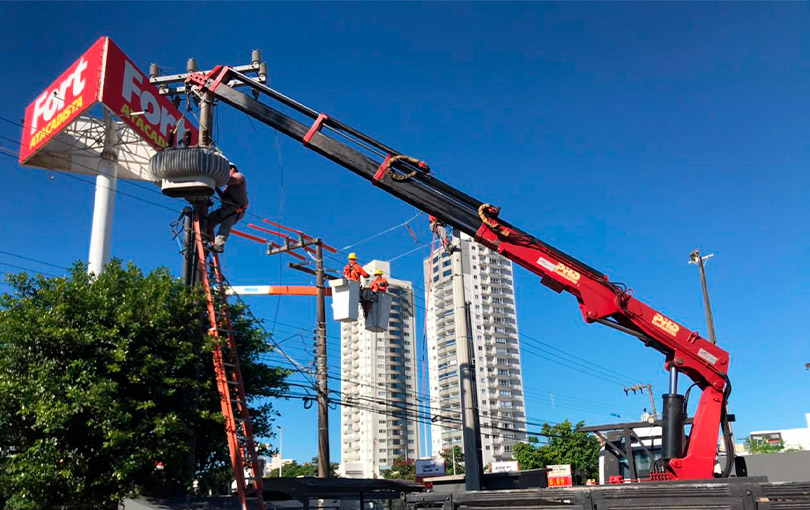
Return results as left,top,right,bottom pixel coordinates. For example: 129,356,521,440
315,241,330,478
279,426,284,478
450,232,482,490
88,108,118,276
690,249,717,345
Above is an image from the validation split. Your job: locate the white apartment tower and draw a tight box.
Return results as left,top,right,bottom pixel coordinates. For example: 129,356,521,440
340,260,419,478
424,234,527,466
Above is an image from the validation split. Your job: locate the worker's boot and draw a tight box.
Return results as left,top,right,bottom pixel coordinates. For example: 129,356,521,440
211,235,226,253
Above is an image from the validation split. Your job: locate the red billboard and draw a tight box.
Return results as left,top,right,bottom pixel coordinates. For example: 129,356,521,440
20,37,198,165
100,39,197,151
19,38,105,163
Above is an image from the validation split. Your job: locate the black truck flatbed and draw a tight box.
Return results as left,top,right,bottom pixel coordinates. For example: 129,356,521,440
405,478,810,510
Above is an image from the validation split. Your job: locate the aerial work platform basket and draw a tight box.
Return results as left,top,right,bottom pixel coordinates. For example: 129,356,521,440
329,278,360,322
329,278,393,331
364,291,393,333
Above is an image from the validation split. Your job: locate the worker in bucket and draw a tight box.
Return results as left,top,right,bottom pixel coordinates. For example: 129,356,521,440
208,162,249,253
370,269,389,293
343,253,369,281
361,269,389,317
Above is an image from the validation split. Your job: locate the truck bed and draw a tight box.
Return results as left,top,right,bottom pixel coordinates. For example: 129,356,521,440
405,478,810,510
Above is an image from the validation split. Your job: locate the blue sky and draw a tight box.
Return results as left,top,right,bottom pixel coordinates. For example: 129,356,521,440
1,2,808,464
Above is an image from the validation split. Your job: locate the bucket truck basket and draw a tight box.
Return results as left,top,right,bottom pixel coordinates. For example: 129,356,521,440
329,278,360,322
364,291,394,333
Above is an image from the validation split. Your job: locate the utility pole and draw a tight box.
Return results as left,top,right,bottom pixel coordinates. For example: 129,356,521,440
271,236,334,478
450,231,483,490
689,250,717,344
315,241,330,478
624,384,657,420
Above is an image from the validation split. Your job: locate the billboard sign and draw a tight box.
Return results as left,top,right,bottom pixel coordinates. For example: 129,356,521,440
546,464,573,487
750,432,783,445
415,458,446,477
20,38,106,163
100,39,194,151
19,36,198,167
490,460,519,473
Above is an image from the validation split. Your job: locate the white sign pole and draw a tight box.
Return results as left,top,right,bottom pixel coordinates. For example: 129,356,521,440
87,108,118,276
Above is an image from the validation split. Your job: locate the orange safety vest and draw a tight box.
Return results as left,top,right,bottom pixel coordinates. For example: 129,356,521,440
370,276,389,293
344,262,369,281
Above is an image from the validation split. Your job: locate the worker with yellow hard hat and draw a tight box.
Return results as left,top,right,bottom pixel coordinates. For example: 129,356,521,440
370,269,389,293
343,252,369,281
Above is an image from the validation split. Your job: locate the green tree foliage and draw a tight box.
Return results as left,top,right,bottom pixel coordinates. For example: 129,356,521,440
380,457,416,481
744,437,785,455
0,262,289,509
440,445,465,474
511,420,600,480
265,457,339,478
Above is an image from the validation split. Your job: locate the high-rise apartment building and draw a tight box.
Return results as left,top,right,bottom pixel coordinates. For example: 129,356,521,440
424,234,527,466
340,260,419,478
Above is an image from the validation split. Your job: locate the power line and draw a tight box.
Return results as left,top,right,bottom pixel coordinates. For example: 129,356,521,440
0,261,61,278
0,250,70,270
0,121,182,203
0,151,179,213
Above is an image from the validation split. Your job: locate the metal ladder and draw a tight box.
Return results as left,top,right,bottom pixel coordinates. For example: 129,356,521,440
192,214,264,510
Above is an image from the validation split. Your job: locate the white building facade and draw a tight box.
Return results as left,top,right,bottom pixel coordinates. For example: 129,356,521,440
424,234,527,466
340,260,419,478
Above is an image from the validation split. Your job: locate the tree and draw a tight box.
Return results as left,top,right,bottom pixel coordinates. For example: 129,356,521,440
265,457,339,478
744,437,785,455
381,457,416,480
0,262,289,509
511,420,600,480
440,445,465,474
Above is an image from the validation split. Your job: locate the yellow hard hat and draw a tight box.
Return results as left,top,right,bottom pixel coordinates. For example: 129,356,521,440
348,252,357,260
374,269,383,276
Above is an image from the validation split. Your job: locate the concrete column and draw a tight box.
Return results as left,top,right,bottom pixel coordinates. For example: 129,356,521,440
88,109,118,275
451,232,483,490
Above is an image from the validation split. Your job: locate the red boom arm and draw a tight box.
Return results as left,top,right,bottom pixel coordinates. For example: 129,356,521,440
178,65,731,481
476,205,729,480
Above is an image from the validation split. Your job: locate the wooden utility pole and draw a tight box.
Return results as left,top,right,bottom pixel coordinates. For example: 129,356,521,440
314,241,330,477
624,384,657,420
266,232,338,478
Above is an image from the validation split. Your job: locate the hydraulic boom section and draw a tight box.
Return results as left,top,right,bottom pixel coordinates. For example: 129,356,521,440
183,64,733,481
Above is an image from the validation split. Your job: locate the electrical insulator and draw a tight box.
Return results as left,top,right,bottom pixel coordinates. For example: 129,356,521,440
259,62,268,83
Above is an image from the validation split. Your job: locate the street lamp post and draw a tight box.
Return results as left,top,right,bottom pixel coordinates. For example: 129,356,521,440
689,249,717,344
278,426,284,478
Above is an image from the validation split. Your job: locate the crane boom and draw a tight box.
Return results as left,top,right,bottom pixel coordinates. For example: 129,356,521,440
184,65,732,481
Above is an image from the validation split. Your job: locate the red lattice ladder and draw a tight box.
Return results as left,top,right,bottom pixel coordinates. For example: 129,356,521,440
192,214,264,510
